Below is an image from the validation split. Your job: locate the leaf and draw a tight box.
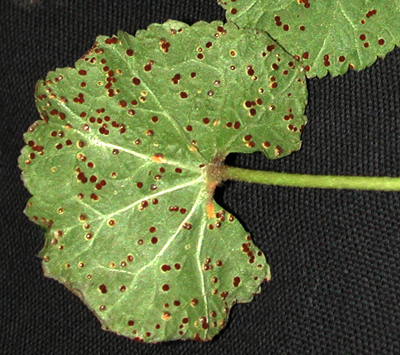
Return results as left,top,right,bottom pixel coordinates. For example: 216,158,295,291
19,20,307,342
220,0,400,78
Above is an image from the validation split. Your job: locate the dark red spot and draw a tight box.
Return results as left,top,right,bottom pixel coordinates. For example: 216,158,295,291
162,284,170,291
174,263,181,270
180,92,188,99
99,284,107,293
233,277,241,287
132,77,141,85
247,67,255,76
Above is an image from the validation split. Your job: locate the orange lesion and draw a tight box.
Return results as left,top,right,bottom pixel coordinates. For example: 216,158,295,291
151,154,166,163
206,199,215,219
204,158,227,219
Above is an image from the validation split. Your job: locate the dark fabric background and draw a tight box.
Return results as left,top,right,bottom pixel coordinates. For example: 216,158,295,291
1,1,400,354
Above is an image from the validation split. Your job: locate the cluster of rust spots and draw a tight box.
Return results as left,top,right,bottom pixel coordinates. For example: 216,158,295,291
25,139,44,165
203,257,213,271
298,0,310,9
243,97,262,118
105,37,118,45
159,39,171,53
225,121,241,129
206,207,224,229
99,284,108,294
161,264,171,272
171,73,181,84
365,9,377,19
233,276,241,287
274,16,291,31
168,205,187,214
182,222,192,230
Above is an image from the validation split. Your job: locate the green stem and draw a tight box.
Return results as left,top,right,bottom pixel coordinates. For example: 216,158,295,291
222,166,400,191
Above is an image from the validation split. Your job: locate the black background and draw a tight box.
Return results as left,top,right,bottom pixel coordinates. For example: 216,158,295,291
1,1,400,354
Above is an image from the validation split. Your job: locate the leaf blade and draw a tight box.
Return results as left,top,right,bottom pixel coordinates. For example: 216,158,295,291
19,20,305,342
221,0,400,77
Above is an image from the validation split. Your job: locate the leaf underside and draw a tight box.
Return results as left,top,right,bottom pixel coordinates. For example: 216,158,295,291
19,20,307,342
221,0,400,78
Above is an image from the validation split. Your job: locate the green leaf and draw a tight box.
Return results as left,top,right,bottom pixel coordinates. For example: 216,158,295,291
221,0,400,77
19,20,307,342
